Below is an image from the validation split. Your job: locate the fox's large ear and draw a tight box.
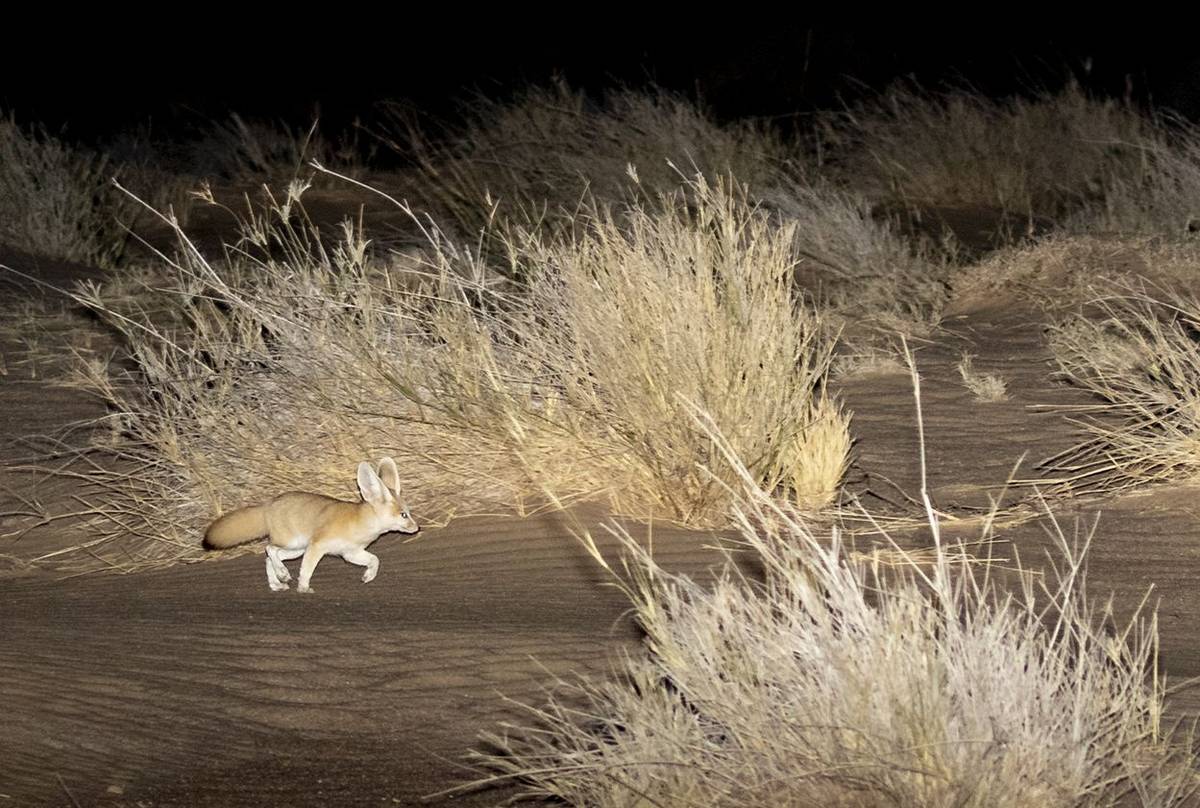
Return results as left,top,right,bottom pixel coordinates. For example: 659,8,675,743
377,457,401,495
357,461,386,505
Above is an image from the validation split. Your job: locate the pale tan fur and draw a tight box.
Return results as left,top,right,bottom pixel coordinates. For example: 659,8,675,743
202,457,418,593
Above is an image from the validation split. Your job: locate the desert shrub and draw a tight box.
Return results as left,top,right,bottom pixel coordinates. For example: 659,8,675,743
57,176,848,569
820,81,1153,224
470,435,1193,806
390,81,791,239
1069,115,1200,238
180,113,371,183
391,82,947,344
760,178,949,337
948,234,1173,316
1047,277,1200,493
0,115,140,267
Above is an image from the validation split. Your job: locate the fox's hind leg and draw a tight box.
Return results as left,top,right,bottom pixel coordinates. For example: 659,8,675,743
265,551,289,592
296,546,328,594
266,544,304,583
343,548,380,583
265,545,306,591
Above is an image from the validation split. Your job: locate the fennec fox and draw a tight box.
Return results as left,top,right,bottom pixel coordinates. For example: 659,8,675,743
203,457,418,593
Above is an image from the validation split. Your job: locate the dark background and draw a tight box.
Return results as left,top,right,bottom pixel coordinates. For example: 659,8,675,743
4,16,1199,141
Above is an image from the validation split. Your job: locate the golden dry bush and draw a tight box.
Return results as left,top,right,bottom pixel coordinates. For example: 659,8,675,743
467,430,1193,807
1048,276,1200,493
393,82,949,347
52,176,849,569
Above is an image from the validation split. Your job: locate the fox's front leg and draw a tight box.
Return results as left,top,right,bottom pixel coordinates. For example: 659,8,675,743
296,545,328,594
343,548,380,583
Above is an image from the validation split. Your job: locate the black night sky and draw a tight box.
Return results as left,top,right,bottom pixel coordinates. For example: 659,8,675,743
5,16,1200,142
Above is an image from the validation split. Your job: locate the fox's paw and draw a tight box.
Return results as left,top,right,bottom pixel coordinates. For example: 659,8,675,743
362,569,377,584
297,584,314,594
269,581,289,592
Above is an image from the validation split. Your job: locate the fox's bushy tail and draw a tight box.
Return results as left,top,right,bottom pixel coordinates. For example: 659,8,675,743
203,505,268,549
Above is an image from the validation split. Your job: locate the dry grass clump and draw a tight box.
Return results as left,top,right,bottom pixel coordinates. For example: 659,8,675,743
830,345,909,379
0,115,142,267
821,81,1154,225
467,437,1193,807
54,175,848,569
184,113,371,183
391,81,791,240
394,82,948,343
0,296,109,382
753,185,953,359
1069,115,1200,239
956,352,1008,402
1047,276,1200,493
471,179,850,519
951,234,1160,314
760,179,950,340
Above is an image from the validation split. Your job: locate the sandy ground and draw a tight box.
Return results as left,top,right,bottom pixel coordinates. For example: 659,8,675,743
1,509,725,807
2,212,1200,805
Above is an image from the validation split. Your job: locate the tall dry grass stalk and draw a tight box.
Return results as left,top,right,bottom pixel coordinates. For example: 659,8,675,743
821,81,1154,225
463,410,1194,807
0,116,141,267
50,175,848,569
1047,281,1200,493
